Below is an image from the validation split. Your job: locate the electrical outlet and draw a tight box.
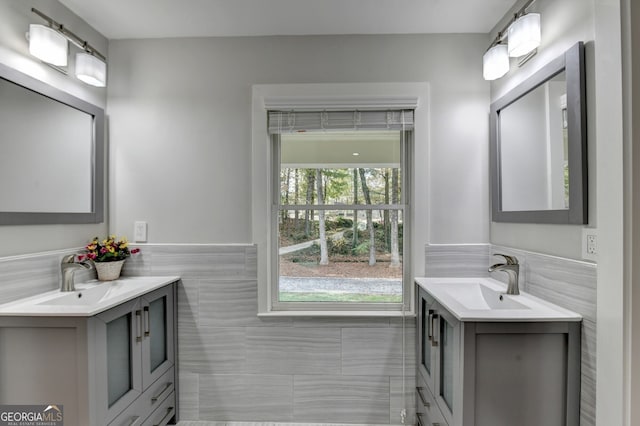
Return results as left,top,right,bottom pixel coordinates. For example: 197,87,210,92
134,221,147,242
586,234,597,255
582,228,598,261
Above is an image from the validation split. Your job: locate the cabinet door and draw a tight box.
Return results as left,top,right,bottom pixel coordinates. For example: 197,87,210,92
416,286,437,392
433,305,460,425
140,285,175,388
95,298,143,423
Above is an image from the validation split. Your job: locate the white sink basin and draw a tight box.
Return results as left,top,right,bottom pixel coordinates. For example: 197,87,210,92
439,282,529,310
37,282,135,306
0,276,180,317
415,277,582,322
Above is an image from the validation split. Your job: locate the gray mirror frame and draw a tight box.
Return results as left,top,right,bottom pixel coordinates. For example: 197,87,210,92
490,41,587,224
0,62,104,225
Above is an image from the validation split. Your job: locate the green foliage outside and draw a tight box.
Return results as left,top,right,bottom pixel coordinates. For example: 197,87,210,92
282,222,404,264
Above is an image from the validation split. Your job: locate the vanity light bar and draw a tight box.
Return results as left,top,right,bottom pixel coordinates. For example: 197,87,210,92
30,8,107,87
31,8,106,62
483,0,540,81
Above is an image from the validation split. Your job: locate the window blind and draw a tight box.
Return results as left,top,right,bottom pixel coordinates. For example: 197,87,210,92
268,109,414,134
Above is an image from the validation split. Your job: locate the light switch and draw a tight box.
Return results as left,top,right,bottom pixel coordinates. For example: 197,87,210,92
134,221,147,242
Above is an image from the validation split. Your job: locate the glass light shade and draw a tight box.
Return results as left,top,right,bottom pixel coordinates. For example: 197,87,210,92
483,44,510,81
508,13,541,57
29,24,68,66
75,52,107,87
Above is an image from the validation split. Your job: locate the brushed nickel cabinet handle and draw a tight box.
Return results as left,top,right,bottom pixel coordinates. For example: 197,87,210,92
431,314,439,347
151,382,173,403
143,306,150,337
153,407,174,426
135,310,142,342
416,386,430,408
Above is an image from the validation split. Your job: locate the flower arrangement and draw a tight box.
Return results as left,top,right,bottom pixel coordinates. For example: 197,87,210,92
80,235,140,263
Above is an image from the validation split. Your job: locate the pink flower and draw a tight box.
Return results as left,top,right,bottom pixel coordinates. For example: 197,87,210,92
130,248,140,255
100,247,108,254
76,254,86,262
88,252,97,260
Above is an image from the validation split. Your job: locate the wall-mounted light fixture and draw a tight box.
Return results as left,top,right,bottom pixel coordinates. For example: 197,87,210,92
75,52,107,87
28,8,107,87
28,24,68,66
508,13,541,57
483,0,540,81
483,42,509,80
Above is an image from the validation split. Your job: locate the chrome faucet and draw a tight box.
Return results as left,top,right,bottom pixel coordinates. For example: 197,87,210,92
60,254,93,292
488,253,520,295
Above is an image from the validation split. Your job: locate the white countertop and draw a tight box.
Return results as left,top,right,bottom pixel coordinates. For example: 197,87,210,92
415,277,582,322
0,276,180,317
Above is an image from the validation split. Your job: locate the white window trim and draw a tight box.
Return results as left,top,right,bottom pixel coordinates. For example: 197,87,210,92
252,83,430,317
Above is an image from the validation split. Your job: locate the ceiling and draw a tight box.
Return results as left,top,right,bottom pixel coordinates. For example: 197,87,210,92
58,0,518,40
281,131,400,168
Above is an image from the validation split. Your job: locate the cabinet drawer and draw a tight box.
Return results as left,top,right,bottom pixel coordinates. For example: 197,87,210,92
417,410,448,426
108,368,175,426
416,386,448,426
142,391,175,426
417,409,448,426
139,367,175,417
108,400,145,426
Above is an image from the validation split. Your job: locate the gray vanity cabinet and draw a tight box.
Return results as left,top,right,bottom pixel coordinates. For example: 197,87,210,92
0,281,177,426
416,286,461,426
415,284,581,426
91,284,176,425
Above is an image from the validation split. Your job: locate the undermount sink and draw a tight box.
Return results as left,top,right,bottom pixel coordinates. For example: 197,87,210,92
415,277,582,321
438,282,529,310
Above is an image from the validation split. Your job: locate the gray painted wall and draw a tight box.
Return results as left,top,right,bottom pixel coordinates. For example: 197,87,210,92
106,34,491,247
0,0,108,256
489,0,596,260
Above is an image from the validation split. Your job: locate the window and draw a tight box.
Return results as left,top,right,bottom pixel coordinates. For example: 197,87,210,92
269,110,413,312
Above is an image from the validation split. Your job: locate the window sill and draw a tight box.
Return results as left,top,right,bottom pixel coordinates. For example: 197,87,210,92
258,309,416,318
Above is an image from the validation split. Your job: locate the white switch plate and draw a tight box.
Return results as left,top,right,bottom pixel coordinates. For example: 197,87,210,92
582,228,598,261
134,221,147,243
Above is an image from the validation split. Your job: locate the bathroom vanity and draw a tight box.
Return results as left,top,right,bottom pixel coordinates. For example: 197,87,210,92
415,277,582,426
0,276,179,426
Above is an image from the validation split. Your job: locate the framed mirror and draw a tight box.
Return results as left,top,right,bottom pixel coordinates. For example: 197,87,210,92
490,42,587,224
0,62,104,225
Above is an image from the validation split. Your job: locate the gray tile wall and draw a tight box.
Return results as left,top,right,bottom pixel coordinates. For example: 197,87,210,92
123,244,416,425
0,248,94,305
424,244,597,426
424,244,491,277
1,243,593,426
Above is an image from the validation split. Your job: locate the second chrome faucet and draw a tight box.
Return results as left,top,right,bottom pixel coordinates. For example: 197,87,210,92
488,253,520,295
